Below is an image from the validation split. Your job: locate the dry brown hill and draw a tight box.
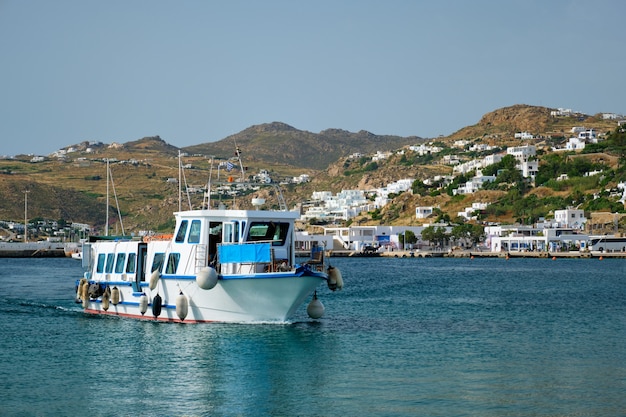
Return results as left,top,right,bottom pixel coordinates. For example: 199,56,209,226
1,104,623,233
447,104,616,144
183,122,422,171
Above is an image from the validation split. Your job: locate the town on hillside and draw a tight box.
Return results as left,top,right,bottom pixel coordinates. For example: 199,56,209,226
1,106,626,256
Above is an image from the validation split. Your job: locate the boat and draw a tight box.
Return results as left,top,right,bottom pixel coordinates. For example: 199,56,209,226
74,189,343,323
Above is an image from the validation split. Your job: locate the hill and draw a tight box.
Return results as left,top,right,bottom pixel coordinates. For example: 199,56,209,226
447,104,617,144
0,104,623,234
183,122,422,171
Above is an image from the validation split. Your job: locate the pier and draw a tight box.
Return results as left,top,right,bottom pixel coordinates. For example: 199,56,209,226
297,249,626,259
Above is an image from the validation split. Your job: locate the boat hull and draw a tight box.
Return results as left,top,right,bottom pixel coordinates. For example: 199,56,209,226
79,270,326,323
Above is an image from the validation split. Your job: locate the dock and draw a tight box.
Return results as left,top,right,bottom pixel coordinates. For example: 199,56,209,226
297,249,626,259
0,241,69,258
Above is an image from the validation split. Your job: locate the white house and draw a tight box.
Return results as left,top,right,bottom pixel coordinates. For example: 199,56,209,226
514,132,534,140
507,145,536,161
551,108,574,117
554,209,586,229
519,160,539,179
372,151,392,161
486,225,588,252
416,207,434,219
387,178,414,194
454,174,496,195
457,202,490,220
565,137,586,151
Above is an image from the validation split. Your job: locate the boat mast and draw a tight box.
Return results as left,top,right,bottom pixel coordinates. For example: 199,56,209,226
106,158,109,236
23,189,29,242
204,156,214,209
178,151,182,212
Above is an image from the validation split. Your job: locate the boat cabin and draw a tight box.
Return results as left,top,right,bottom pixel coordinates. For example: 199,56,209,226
84,209,301,291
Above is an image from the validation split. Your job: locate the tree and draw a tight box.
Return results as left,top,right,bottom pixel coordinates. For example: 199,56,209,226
420,226,436,246
451,223,485,247
399,230,417,249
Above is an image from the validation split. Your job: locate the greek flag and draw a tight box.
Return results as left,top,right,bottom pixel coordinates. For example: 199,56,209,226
226,161,234,171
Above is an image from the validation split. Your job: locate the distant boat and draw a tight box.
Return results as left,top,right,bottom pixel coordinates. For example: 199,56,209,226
74,185,343,323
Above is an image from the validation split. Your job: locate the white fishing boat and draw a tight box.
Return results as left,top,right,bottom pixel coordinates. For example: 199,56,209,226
74,186,343,323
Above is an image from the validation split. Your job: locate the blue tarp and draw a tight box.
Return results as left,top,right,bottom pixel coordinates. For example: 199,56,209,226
219,243,271,263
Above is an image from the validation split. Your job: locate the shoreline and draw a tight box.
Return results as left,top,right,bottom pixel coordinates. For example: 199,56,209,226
298,249,626,259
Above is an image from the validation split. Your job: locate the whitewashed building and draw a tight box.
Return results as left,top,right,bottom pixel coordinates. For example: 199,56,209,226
554,209,586,229
416,207,434,219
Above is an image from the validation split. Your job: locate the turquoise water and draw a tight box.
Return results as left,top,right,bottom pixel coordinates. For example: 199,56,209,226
0,257,625,416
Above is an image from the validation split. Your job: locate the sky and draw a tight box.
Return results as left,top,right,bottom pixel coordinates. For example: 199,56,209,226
1,0,624,156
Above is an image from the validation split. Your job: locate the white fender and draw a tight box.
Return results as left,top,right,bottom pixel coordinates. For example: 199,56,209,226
76,278,87,301
111,286,120,305
307,292,325,319
138,293,148,315
149,270,160,290
327,266,343,291
196,266,218,290
176,291,189,321
81,281,89,309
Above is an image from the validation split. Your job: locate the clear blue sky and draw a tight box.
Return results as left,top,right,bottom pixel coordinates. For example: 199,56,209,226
1,0,624,156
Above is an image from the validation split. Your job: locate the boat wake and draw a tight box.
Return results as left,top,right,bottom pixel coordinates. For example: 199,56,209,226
0,297,83,317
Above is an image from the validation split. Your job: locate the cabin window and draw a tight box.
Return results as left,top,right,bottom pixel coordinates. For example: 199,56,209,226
223,221,240,243
247,222,289,246
175,220,188,243
151,253,165,273
165,253,180,274
96,253,106,273
188,220,201,243
105,254,115,273
126,253,136,273
115,253,126,273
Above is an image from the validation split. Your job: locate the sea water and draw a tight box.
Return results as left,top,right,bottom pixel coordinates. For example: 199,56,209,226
0,256,625,416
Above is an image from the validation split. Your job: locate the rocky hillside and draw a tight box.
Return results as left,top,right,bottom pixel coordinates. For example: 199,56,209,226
447,104,616,143
183,122,422,171
0,104,623,233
